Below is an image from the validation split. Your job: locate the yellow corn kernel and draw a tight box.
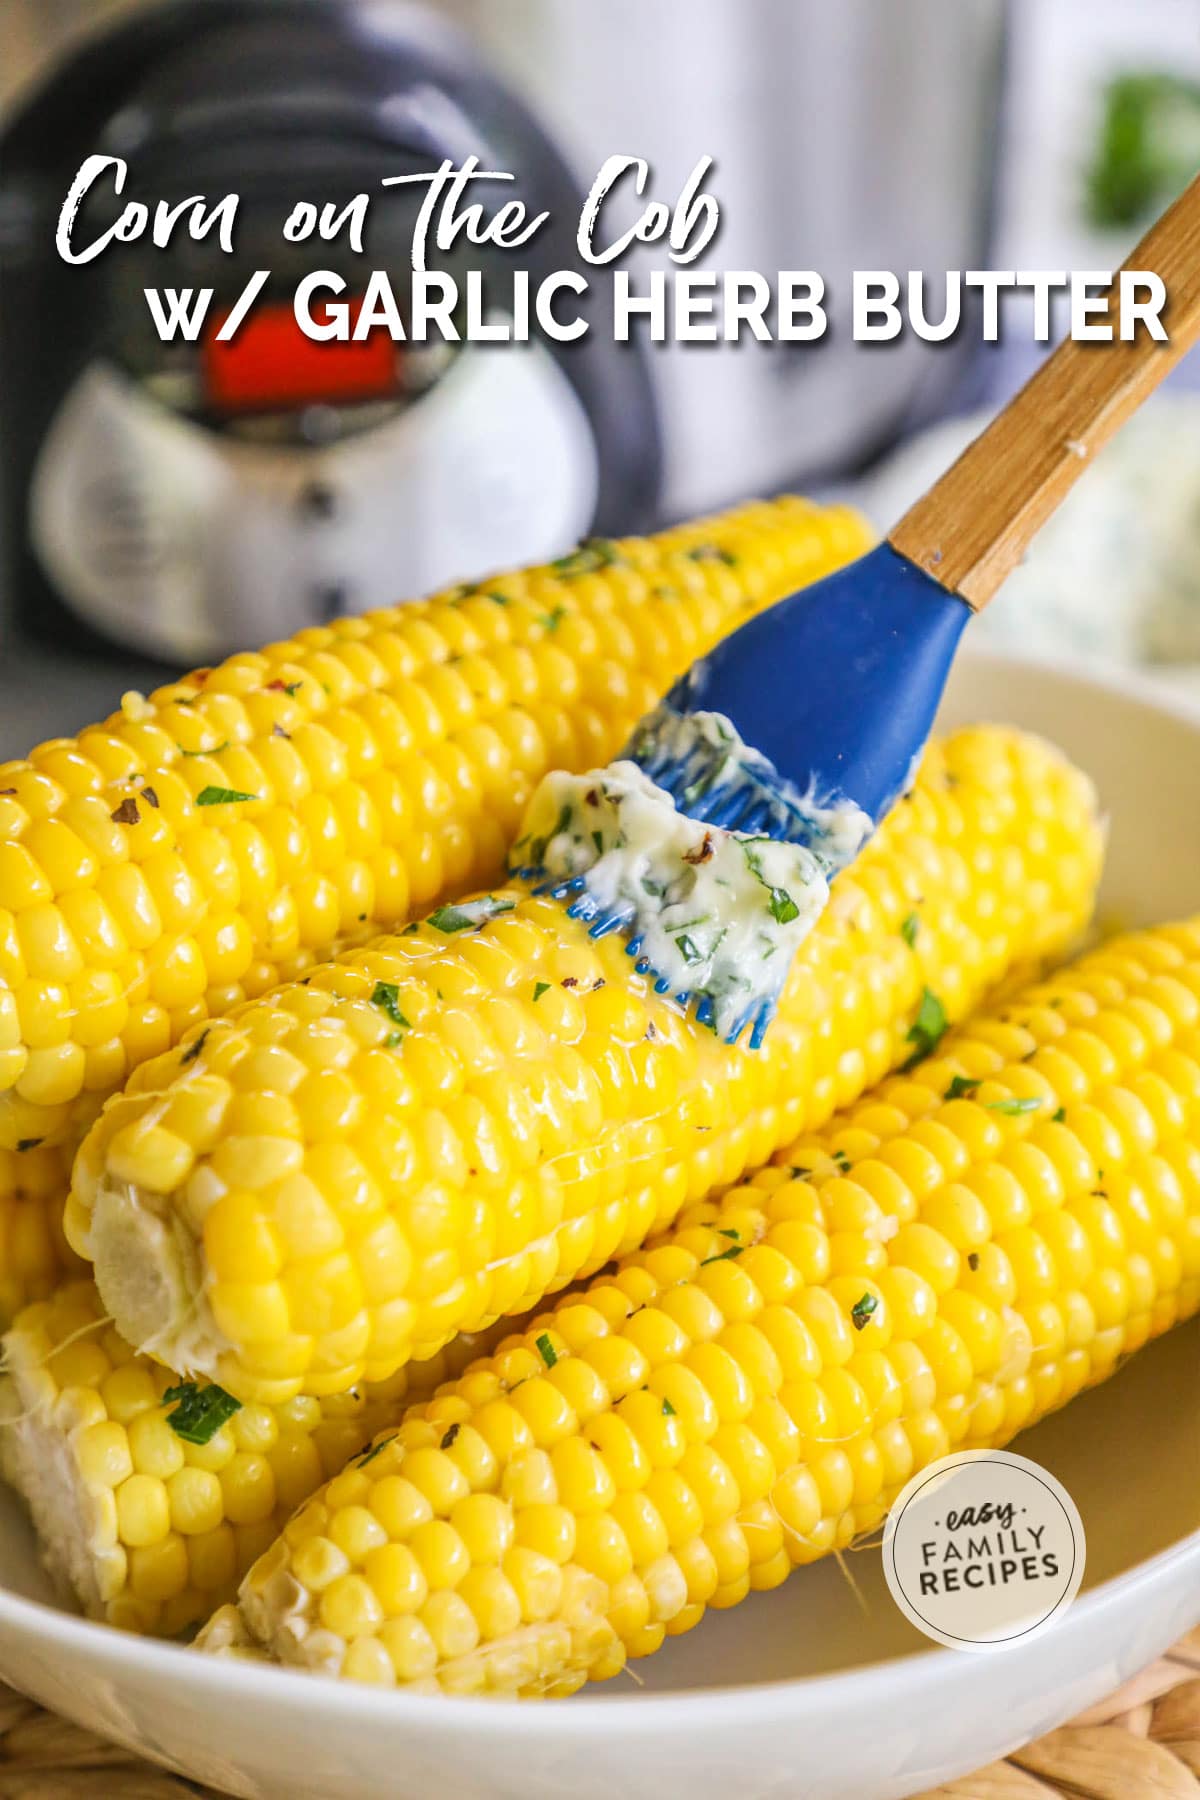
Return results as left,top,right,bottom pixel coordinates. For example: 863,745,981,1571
0,1142,83,1326
206,920,1200,1694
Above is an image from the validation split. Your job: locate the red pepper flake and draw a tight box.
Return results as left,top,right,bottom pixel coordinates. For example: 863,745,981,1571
0,789,16,797
561,977,578,989
192,668,211,685
585,788,601,806
683,832,715,865
110,797,140,826
141,786,160,809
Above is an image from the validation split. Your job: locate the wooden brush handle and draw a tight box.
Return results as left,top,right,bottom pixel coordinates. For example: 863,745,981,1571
889,173,1200,610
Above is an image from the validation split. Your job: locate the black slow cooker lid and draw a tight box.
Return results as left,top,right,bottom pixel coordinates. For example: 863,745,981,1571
1,0,662,532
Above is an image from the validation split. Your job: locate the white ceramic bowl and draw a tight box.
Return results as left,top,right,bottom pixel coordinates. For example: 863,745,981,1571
0,651,1198,1800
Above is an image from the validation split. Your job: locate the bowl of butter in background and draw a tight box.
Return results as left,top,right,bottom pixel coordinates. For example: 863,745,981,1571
863,393,1200,697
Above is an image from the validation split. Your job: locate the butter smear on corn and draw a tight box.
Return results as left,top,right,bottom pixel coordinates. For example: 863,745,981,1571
514,711,866,1039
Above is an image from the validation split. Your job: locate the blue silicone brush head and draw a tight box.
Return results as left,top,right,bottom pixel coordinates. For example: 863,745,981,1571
631,542,971,833
511,543,971,1050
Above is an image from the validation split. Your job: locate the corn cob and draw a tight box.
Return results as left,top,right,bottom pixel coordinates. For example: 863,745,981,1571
0,497,870,1162
0,1144,83,1323
68,726,1102,1403
0,1279,506,1638
197,918,1200,1694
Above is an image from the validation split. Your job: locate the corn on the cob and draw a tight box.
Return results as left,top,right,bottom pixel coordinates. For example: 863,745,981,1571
0,498,870,1162
197,919,1200,1694
0,1279,505,1638
68,726,1102,1403
0,1144,82,1323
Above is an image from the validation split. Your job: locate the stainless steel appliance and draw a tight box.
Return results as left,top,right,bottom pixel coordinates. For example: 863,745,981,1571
0,0,658,661
0,0,1005,662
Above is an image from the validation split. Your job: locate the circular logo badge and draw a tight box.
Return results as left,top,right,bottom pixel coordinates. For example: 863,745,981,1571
882,1450,1086,1653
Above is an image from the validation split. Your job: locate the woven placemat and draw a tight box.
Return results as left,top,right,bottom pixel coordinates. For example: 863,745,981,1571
0,1629,1198,1797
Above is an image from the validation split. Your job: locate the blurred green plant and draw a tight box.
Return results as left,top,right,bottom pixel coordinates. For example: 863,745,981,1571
1087,72,1200,228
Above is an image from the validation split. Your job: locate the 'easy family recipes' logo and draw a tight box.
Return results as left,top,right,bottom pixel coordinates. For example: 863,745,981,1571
883,1451,1086,1653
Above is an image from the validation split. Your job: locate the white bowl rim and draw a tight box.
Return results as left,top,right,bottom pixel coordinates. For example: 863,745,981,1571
0,645,1197,1735
0,1508,1194,1733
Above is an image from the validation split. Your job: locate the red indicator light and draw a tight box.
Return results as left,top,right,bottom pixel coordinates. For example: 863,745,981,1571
203,297,398,413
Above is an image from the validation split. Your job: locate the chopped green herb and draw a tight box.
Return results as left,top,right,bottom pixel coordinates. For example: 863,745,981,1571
850,1292,879,1331
700,1243,744,1266
440,1423,461,1450
356,1434,397,1468
768,887,800,925
1052,1106,1066,1123
904,988,948,1067
686,544,736,565
675,933,703,965
370,981,410,1035
719,1227,741,1241
831,1149,851,1170
535,1332,558,1368
196,785,258,807
15,1138,42,1153
526,804,573,869
591,830,605,855
384,1031,404,1049
163,1382,242,1445
533,981,551,1003
428,895,516,933
900,912,919,948
661,1398,677,1417
551,537,622,577
180,1029,210,1067
681,742,734,808
180,741,230,757
985,1097,1043,1116
945,1075,981,1100
141,787,159,809
967,1252,981,1271
541,605,567,632
485,591,510,606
